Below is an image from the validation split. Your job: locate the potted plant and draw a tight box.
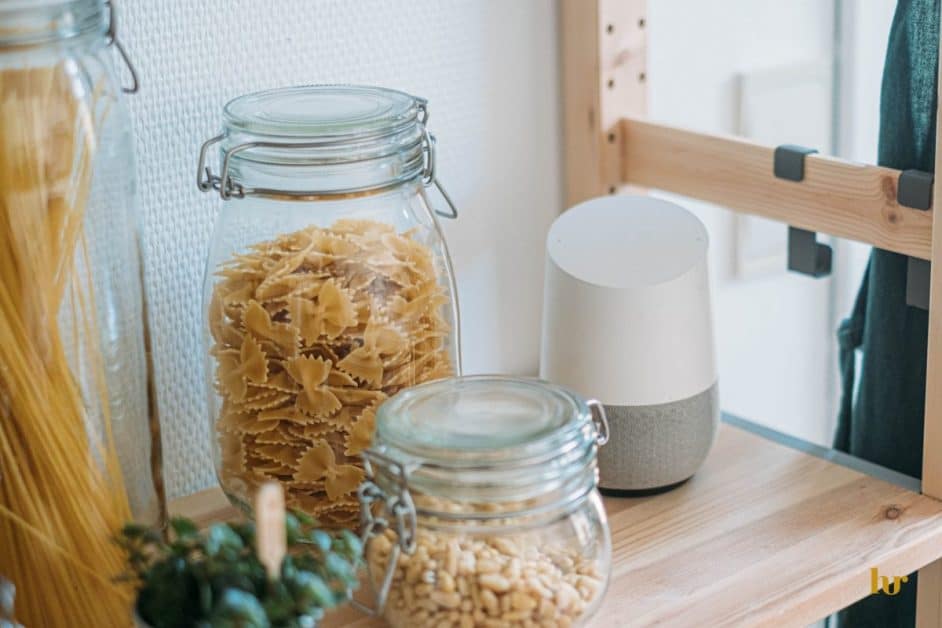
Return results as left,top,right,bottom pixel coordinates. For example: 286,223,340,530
120,485,361,627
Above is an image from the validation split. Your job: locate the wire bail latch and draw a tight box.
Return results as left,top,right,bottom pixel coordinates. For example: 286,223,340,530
104,1,139,94
350,449,418,617
587,399,610,446
196,101,459,219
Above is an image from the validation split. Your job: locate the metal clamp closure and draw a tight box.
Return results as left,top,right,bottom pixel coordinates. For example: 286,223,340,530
105,1,139,94
196,104,458,219
421,127,436,185
416,98,430,125
587,399,610,446
196,134,227,195
352,449,418,617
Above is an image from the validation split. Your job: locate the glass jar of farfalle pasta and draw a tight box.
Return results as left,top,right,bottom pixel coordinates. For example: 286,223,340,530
358,376,612,628
197,85,460,528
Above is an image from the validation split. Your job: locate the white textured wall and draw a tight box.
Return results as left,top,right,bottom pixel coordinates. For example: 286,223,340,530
122,0,562,497
648,0,840,445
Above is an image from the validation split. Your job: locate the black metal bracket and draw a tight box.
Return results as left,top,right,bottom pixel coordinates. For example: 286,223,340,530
898,169,934,309
906,257,931,310
774,144,818,182
787,227,832,278
898,169,933,210
775,145,832,278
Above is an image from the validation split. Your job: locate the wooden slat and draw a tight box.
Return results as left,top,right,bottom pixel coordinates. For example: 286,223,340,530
172,423,942,627
916,14,942,628
561,0,646,206
168,485,238,526
619,116,934,259
917,559,942,628
922,8,942,507
561,0,603,205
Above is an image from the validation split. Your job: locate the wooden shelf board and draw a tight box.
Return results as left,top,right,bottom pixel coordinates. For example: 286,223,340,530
618,116,933,260
170,423,942,627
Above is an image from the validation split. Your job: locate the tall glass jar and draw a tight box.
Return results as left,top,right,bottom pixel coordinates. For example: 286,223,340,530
358,375,612,628
197,85,461,528
0,1,159,626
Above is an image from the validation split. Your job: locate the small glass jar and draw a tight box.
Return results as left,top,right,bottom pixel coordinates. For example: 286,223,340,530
358,375,612,628
197,85,461,528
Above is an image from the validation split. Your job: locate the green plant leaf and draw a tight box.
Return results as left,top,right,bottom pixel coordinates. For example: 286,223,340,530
285,514,302,546
205,523,245,557
292,510,316,528
308,530,331,554
290,572,334,610
334,529,362,559
210,589,270,628
123,515,360,626
170,517,199,541
324,552,355,582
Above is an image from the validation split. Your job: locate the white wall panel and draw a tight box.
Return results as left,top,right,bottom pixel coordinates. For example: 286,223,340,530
122,0,562,497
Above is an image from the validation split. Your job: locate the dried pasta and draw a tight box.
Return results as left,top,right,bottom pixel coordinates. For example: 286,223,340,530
0,67,134,625
210,220,453,526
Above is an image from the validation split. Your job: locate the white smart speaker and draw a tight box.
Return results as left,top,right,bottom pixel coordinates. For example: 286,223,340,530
539,195,718,494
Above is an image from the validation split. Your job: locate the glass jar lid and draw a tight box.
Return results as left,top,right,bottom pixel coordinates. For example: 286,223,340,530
223,85,421,141
0,2,139,92
0,0,106,47
378,375,592,462
219,85,426,170
197,84,448,203
365,375,609,514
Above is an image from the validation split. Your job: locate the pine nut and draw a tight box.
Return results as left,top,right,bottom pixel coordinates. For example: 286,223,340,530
366,528,604,627
479,573,511,593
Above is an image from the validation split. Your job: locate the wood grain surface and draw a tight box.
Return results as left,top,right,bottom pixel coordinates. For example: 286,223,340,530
171,424,942,627
915,20,942,628
561,0,646,206
619,116,933,260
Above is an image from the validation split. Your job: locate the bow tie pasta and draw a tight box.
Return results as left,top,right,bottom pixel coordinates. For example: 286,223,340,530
209,219,453,527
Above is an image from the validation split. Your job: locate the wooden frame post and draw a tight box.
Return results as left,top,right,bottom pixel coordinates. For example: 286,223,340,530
561,0,646,207
915,17,942,627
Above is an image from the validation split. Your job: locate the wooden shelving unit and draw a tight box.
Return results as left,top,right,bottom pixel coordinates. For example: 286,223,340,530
171,419,942,627
559,1,942,625
169,2,942,625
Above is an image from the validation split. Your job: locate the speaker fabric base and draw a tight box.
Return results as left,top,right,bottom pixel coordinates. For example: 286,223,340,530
598,384,719,492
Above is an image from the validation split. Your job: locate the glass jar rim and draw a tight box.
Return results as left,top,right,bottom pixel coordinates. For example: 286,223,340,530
223,84,422,141
0,0,106,48
375,375,593,466
219,85,427,168
365,375,606,513
199,84,435,199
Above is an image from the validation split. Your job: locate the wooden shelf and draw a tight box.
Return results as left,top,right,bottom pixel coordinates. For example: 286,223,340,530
170,421,942,627
618,116,933,260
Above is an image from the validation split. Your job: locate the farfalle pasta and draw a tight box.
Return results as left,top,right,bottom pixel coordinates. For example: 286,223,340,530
209,219,453,527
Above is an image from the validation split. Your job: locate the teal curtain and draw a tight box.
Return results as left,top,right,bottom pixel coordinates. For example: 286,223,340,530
833,0,939,625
